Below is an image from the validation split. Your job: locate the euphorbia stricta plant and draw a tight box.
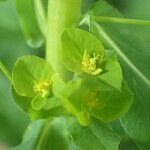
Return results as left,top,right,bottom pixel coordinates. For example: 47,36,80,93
0,0,150,149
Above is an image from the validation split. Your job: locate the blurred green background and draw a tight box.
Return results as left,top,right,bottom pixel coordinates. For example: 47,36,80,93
0,0,150,149
0,0,43,148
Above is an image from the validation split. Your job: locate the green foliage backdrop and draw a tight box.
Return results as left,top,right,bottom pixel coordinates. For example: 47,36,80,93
0,0,150,150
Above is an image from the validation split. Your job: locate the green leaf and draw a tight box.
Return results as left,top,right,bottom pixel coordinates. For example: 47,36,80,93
13,118,77,150
15,0,44,48
119,138,141,150
68,117,121,150
34,0,47,37
12,55,54,97
90,119,121,150
61,27,104,73
104,50,118,61
35,117,76,150
91,1,150,149
12,120,44,150
67,118,105,150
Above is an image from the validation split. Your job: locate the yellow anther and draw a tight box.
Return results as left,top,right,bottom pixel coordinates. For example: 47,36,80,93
86,92,100,110
33,79,53,98
81,50,102,75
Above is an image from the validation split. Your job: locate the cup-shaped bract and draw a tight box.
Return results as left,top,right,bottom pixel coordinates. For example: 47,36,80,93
12,56,66,117
61,27,105,73
61,79,133,126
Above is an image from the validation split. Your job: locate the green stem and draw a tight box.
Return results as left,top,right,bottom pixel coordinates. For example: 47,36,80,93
93,16,150,26
0,61,12,82
46,0,82,82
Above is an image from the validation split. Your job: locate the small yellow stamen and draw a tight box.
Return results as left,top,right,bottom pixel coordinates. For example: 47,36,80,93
86,92,100,110
81,50,102,75
33,79,53,98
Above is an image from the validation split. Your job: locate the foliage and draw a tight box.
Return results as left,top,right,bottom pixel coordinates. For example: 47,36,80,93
0,0,149,150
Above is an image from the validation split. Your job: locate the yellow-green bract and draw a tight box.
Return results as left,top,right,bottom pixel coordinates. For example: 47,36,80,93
12,56,66,119
61,27,123,90
61,79,133,126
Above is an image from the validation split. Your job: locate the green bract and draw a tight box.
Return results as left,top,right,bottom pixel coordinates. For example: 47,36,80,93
98,50,122,90
60,27,132,126
12,56,54,97
12,56,66,119
61,27,123,90
61,27,104,73
61,80,133,126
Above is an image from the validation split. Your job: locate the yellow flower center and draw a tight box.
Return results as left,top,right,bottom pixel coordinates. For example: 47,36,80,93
86,92,100,110
81,51,102,75
33,79,53,98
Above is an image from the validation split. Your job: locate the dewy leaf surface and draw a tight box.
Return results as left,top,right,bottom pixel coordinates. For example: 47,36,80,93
91,1,150,149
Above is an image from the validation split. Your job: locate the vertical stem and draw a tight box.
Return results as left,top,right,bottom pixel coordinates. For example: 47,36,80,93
46,0,82,82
